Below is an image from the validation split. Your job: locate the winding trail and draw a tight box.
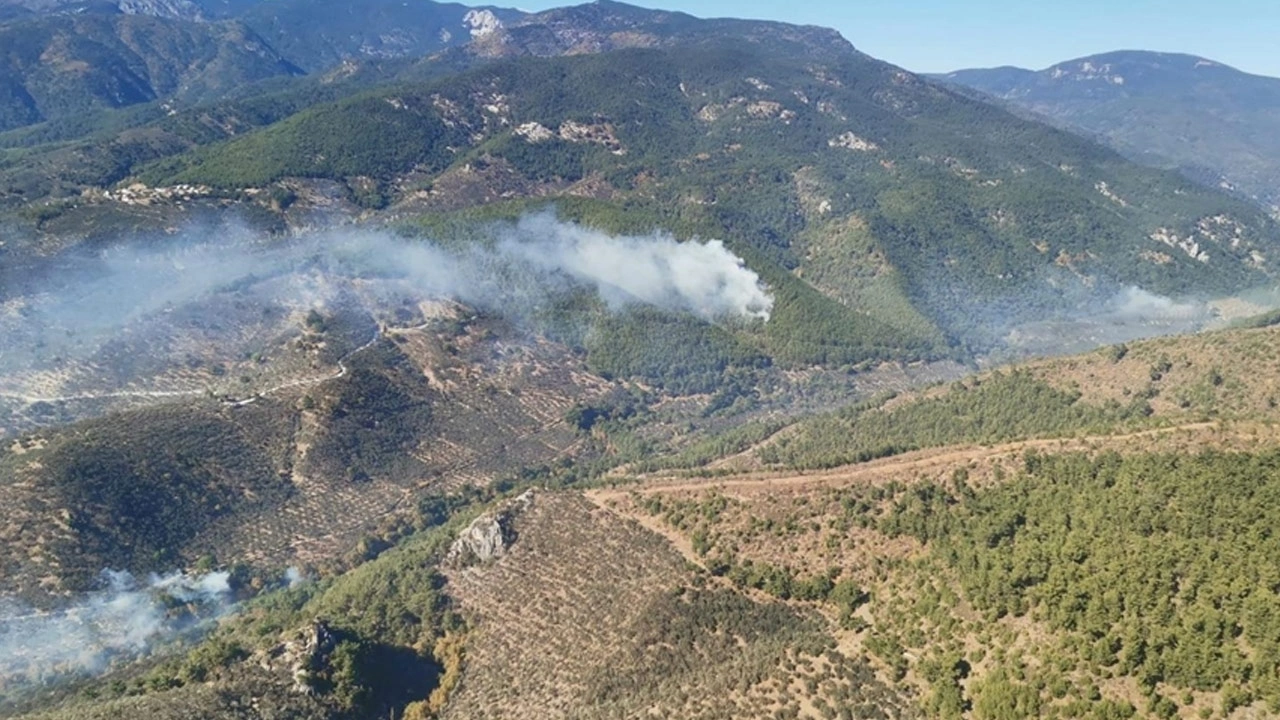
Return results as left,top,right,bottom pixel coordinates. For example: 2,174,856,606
221,331,381,407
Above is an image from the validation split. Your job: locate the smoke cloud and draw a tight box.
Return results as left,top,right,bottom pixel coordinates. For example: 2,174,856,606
496,214,773,319
1107,286,1209,321
0,212,771,378
999,285,1217,358
284,567,304,587
0,214,773,684
0,570,233,688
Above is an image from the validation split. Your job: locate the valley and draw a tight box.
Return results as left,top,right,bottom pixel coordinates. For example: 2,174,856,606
12,320,1280,719
2,1,1280,719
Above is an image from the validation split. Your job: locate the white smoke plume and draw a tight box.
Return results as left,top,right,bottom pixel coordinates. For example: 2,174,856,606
1108,286,1209,321
496,213,773,320
999,284,1218,359
0,570,233,688
284,567,305,588
0,212,772,376
313,214,772,320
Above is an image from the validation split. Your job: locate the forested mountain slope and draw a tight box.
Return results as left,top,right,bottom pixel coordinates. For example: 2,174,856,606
939,51,1280,214
126,38,1280,350
0,12,302,131
584,322,1280,720
13,310,1280,720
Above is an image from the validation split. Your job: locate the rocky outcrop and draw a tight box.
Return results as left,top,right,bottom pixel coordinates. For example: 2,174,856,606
557,120,625,155
514,122,556,143
258,619,338,695
464,9,504,39
828,131,879,152
115,0,204,20
447,490,535,566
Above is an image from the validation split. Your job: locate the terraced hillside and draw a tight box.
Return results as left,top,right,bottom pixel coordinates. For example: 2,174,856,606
0,307,611,602
3,488,921,720
442,491,917,720
11,323,1280,719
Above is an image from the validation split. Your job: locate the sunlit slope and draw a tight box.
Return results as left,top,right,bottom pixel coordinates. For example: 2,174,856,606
5,8,1279,360
12,306,1280,720
0,313,607,602
941,51,1280,211
580,323,1280,719
1,490,920,720
690,322,1280,473
132,39,1280,350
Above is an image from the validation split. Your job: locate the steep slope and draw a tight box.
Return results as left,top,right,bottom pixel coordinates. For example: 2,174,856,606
0,12,302,131
0,1,864,204
582,322,1280,719
1,491,918,720
939,51,1280,213
0,301,611,601
130,38,1280,351
439,492,914,719
231,0,526,73
5,7,1280,362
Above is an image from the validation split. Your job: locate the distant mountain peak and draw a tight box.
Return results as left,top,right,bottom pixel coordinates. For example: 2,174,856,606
114,0,203,20
1045,58,1129,85
938,49,1280,211
1040,50,1239,78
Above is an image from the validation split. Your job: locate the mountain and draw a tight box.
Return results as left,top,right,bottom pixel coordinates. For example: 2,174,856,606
9,8,1280,719
109,38,1280,351
3,10,1278,360
0,303,609,600
228,0,527,73
11,314,1280,719
0,0,525,134
0,12,302,131
938,51,1280,214
0,0,206,21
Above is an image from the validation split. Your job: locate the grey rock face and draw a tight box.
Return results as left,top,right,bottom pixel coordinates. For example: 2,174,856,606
447,489,535,566
258,619,338,695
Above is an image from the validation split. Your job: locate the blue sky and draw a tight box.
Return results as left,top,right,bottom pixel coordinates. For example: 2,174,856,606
513,1,1280,77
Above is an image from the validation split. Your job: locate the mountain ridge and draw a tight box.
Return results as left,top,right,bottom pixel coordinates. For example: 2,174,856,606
7,6,1280,720
937,49,1280,213
3,7,1278,362
0,12,304,131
